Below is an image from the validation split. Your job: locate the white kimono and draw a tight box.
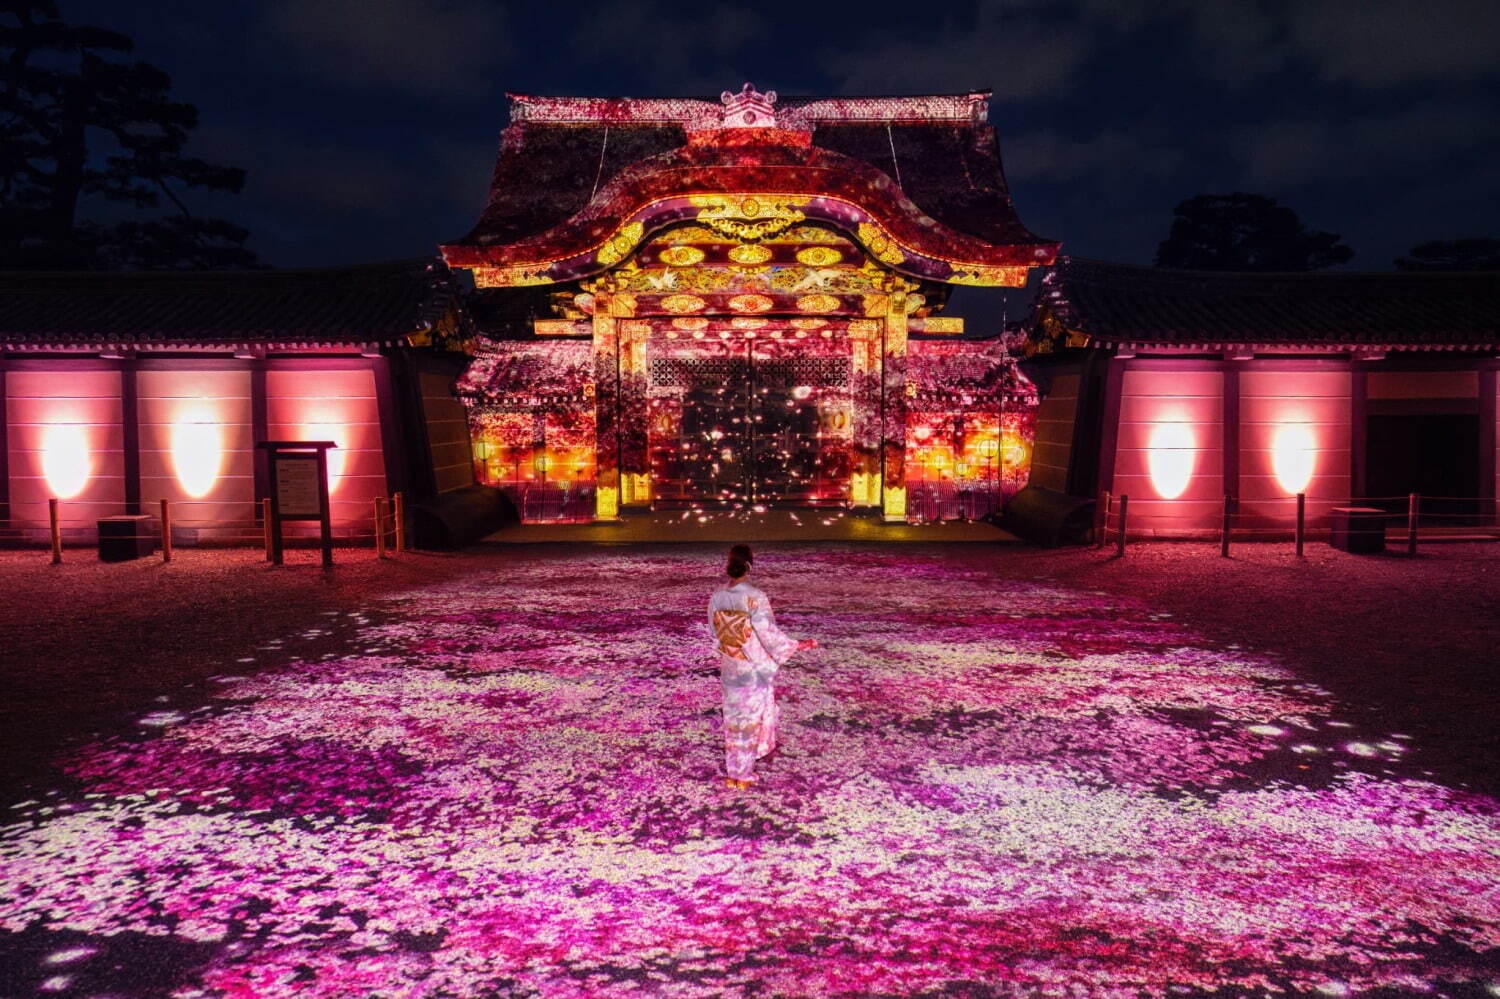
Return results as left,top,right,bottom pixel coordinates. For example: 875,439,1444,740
708,580,799,781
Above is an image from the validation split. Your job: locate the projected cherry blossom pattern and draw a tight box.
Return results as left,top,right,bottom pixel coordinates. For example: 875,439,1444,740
2,548,1497,998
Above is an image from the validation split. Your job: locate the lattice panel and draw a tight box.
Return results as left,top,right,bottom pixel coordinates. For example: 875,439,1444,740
649,357,748,388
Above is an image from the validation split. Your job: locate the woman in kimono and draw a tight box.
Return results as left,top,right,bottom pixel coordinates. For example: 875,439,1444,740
709,545,816,789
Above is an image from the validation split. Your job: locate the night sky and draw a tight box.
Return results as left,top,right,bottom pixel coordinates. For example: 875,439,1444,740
59,0,1500,278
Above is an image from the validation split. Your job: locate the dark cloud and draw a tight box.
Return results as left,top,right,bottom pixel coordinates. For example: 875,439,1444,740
823,7,1096,97
1240,101,1499,187
262,0,511,97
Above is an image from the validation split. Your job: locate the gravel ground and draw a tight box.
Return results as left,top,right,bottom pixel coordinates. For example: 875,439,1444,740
3,541,1496,799
1,541,1497,996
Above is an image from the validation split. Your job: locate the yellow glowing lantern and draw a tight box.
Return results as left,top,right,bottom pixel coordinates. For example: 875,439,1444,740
41,424,91,499
170,405,223,498
1147,423,1195,499
1272,424,1317,494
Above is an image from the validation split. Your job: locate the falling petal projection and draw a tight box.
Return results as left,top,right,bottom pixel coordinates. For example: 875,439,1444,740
0,549,1495,997
40,424,90,499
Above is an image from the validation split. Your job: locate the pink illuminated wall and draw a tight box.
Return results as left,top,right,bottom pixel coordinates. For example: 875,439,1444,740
137,367,255,540
1112,366,1223,536
265,366,387,527
1238,367,1351,528
5,365,125,539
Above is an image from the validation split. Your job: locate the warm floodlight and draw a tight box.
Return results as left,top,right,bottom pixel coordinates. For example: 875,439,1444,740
1147,423,1195,499
1272,424,1316,494
305,423,345,491
41,424,91,499
171,407,223,498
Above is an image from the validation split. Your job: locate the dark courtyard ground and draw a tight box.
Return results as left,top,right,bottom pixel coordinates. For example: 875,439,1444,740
0,541,1496,996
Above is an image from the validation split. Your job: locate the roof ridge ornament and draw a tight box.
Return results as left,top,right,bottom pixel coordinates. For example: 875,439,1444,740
719,82,777,128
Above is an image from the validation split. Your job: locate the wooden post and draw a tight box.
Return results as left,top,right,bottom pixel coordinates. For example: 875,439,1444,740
1295,492,1306,557
160,498,172,563
1114,494,1128,556
315,447,333,569
1407,492,1419,556
262,497,274,563
1220,494,1233,557
392,491,406,552
1097,490,1111,548
374,497,388,559
49,498,61,565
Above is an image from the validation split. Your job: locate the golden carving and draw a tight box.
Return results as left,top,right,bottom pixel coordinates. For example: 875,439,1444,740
731,317,768,329
727,243,774,266
672,317,709,331
728,293,773,313
947,265,1030,287
471,265,552,288
659,294,706,314
789,318,827,330
658,245,705,267
609,293,638,318
796,293,840,314
534,320,588,336
690,194,808,242
857,222,905,266
795,246,843,267
597,221,645,266
918,317,964,334
861,293,891,317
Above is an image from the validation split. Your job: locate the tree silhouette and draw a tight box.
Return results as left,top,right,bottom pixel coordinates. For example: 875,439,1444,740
1395,238,1500,271
0,1,257,269
1155,193,1352,272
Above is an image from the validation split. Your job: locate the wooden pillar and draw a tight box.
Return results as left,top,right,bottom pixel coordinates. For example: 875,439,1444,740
849,321,881,508
1096,354,1128,495
0,361,9,526
1350,363,1367,499
251,359,269,515
121,359,140,514
370,354,410,504
618,320,651,507
592,293,623,520
1222,359,1241,502
881,292,909,523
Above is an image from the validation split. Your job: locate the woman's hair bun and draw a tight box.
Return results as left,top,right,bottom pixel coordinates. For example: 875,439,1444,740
726,556,751,579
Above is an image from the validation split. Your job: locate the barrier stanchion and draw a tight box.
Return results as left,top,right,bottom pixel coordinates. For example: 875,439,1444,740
1114,494,1128,557
1220,494,1233,557
1097,490,1111,548
262,498,274,562
375,497,388,559
1407,492,1420,556
1295,493,1306,557
160,498,172,563
49,498,62,565
393,492,406,553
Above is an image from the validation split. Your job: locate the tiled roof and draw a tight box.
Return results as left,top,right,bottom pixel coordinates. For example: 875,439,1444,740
0,259,456,349
1039,258,1500,350
451,94,1053,252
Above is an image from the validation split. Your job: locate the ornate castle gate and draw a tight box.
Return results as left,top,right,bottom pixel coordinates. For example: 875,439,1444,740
442,85,1058,523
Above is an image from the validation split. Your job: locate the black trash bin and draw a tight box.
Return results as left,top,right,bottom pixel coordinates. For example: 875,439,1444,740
1329,507,1387,553
98,514,155,561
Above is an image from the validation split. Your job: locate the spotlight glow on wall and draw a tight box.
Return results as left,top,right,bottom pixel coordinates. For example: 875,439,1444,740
304,422,345,492
171,405,223,498
1272,424,1316,494
41,424,91,498
1147,423,1195,499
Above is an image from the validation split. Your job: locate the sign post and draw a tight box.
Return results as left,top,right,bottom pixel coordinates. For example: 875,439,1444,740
257,441,336,567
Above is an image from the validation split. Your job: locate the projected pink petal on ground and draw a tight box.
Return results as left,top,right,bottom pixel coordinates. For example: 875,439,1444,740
0,548,1496,997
